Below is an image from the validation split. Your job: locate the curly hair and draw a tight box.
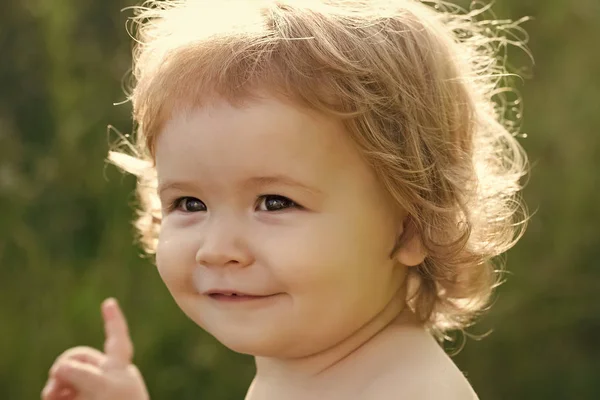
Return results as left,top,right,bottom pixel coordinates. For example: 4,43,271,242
109,0,529,337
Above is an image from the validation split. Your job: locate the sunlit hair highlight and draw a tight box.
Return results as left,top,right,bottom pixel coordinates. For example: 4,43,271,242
109,0,529,338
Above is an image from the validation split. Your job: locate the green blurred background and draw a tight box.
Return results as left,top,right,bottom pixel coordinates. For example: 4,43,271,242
1,0,598,399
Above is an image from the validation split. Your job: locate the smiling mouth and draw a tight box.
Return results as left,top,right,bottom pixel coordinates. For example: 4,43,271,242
207,293,279,301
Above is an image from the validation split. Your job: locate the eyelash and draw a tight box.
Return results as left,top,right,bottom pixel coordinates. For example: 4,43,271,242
168,195,300,213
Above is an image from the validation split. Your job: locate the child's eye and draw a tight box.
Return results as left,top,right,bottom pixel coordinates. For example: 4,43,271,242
172,197,207,212
257,195,298,212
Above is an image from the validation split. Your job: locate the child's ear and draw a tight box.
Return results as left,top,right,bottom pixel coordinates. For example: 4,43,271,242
390,216,427,267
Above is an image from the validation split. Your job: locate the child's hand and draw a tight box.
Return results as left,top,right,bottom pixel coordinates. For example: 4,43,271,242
41,298,150,400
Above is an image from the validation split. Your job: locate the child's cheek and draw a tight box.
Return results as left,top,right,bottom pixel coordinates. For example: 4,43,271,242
261,217,351,289
155,225,196,292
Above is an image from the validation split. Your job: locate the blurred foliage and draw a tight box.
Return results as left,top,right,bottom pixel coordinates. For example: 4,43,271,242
0,0,598,399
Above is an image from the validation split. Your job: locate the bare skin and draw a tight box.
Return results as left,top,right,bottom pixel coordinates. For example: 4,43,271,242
41,297,476,400
244,301,478,400
42,96,478,399
41,299,149,400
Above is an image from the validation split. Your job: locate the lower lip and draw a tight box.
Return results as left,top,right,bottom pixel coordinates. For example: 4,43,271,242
208,294,278,302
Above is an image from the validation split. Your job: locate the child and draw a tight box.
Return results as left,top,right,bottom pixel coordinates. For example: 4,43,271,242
42,0,528,398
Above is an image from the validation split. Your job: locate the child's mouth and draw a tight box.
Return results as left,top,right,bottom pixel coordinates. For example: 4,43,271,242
207,292,280,302
210,293,264,301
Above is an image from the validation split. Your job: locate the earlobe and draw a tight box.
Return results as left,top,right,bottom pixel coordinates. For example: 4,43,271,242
395,233,427,266
389,217,427,267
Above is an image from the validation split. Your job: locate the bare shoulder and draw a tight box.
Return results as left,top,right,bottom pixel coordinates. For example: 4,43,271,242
362,357,478,400
399,372,479,400
360,329,479,399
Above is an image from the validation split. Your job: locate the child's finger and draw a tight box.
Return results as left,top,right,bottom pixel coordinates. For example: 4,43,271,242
41,379,75,400
41,378,58,399
101,298,134,369
53,385,76,400
49,346,105,377
53,358,105,395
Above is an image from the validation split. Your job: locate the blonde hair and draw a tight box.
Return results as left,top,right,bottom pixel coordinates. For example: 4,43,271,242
110,0,529,337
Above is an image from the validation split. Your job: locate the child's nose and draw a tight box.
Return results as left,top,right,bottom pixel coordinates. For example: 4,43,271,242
194,220,253,268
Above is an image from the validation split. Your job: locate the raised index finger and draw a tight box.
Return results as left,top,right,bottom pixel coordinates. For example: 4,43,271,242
101,298,133,369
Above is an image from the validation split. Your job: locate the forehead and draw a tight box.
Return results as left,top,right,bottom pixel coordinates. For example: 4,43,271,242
154,96,362,183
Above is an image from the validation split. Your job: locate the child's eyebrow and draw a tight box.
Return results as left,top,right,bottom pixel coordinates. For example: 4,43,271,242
157,176,322,196
157,181,197,197
243,175,322,195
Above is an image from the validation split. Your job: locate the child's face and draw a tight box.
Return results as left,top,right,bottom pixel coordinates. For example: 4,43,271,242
155,95,406,358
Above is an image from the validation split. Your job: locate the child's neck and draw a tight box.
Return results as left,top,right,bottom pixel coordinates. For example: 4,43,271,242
247,293,424,399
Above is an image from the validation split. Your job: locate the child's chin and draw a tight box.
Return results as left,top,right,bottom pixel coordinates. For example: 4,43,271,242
218,335,280,356
215,331,298,358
